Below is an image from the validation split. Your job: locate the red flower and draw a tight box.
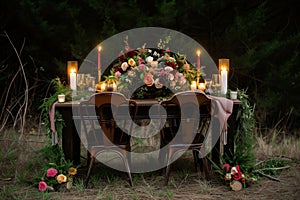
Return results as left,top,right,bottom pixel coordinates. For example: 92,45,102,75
166,61,176,69
231,165,243,181
232,171,243,180
222,163,230,172
126,50,137,58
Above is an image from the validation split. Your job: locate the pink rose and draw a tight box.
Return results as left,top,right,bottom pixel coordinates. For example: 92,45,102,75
150,61,158,67
143,72,154,87
38,181,47,191
137,64,145,72
155,78,163,89
46,168,58,177
115,71,121,79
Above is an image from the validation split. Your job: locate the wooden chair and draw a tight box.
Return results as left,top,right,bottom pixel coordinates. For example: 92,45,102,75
159,91,211,185
78,92,137,187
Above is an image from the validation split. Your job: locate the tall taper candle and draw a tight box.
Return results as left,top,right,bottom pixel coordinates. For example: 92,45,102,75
197,50,201,70
97,45,102,82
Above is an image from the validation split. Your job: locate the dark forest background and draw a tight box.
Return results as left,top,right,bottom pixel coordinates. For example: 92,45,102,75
0,0,299,132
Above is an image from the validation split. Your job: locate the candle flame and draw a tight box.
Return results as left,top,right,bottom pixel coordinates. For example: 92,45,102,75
71,69,76,73
221,66,227,71
98,45,102,52
197,50,201,56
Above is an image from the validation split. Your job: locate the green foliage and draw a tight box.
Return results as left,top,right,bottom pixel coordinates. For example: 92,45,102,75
221,89,256,174
255,157,289,176
234,89,256,171
38,78,71,138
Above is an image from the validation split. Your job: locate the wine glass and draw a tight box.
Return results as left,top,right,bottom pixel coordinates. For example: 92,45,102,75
211,74,221,95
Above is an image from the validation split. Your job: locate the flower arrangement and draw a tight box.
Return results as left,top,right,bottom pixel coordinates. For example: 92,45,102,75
222,163,256,191
38,165,77,191
108,36,200,99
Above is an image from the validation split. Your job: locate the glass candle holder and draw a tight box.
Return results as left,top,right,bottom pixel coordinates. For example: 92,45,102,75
58,94,65,103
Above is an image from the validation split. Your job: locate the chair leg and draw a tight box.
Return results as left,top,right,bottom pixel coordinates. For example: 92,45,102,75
192,150,198,172
202,158,210,180
159,147,168,176
165,148,174,185
84,156,95,188
122,156,133,187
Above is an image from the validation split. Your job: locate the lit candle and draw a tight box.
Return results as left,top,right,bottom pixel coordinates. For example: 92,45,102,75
97,45,102,82
197,50,201,70
198,83,206,91
98,46,102,70
112,82,117,91
70,70,77,91
191,81,197,90
220,67,227,94
58,94,65,103
100,82,106,92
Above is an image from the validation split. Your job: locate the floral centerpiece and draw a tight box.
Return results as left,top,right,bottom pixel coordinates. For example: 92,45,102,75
38,164,77,192
106,36,201,99
222,163,256,191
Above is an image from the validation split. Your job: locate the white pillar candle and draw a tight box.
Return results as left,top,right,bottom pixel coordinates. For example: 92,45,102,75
220,68,227,94
70,71,77,91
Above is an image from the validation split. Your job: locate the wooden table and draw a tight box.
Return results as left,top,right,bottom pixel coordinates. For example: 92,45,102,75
55,98,241,165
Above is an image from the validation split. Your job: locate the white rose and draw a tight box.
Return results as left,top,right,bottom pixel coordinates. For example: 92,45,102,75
121,62,129,71
146,56,153,63
164,66,173,72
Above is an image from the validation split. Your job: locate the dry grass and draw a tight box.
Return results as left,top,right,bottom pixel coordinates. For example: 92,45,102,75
255,130,300,160
0,128,300,199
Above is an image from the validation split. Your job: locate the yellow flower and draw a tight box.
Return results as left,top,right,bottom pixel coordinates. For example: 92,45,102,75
56,174,67,184
68,167,77,175
128,58,136,67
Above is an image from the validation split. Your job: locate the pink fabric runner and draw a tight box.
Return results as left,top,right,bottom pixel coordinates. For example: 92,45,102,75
49,101,58,145
208,95,233,145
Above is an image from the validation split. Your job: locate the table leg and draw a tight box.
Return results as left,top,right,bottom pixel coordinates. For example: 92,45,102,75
59,108,81,165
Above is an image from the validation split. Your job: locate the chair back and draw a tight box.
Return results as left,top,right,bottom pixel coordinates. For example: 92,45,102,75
79,92,137,147
160,91,211,144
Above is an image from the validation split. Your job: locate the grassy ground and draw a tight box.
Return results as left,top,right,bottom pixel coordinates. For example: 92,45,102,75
0,129,299,200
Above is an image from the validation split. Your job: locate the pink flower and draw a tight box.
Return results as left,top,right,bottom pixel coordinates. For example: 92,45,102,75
222,163,230,172
155,78,163,89
137,64,145,72
115,71,121,78
46,168,58,177
143,72,154,86
38,181,47,191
